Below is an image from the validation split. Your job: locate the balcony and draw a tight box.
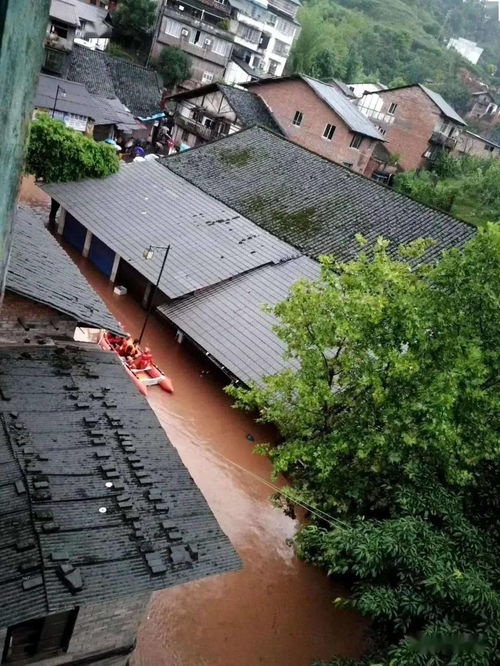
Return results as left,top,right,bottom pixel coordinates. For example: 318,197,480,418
430,131,458,149
175,113,213,141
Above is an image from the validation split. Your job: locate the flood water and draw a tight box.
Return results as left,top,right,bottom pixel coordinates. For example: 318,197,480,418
19,181,366,665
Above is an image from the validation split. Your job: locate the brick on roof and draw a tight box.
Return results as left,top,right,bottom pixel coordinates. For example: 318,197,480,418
0,345,240,628
7,206,121,334
67,44,162,118
162,126,475,263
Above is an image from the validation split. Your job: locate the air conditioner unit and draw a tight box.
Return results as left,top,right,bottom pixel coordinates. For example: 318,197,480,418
180,27,190,38
204,38,213,47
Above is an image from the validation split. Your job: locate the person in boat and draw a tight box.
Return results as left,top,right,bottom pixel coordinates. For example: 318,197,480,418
130,347,153,370
105,331,123,348
117,335,136,358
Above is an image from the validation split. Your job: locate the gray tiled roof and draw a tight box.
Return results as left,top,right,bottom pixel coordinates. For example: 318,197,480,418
0,345,239,628
218,84,283,133
159,256,320,386
67,44,162,118
301,76,384,139
7,206,121,334
34,74,136,130
163,126,475,263
43,160,299,299
419,84,466,125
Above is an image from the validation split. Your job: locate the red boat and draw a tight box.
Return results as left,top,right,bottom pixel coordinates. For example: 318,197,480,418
99,332,174,395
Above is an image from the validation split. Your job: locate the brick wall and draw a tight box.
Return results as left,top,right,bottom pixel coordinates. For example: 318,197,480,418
0,292,76,344
250,79,378,174
366,87,443,171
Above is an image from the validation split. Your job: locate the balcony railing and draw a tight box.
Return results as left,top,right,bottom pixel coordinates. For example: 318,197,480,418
430,131,458,149
175,114,213,140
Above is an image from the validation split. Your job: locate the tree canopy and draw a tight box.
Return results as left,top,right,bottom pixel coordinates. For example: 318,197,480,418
289,0,500,92
229,228,500,665
112,0,157,46
394,152,500,226
26,114,120,183
154,46,193,89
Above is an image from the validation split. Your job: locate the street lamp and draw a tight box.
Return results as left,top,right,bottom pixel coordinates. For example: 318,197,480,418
138,244,170,344
52,85,66,118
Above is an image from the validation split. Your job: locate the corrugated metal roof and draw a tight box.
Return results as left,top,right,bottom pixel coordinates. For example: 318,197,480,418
302,76,384,140
43,160,299,299
159,256,320,386
0,345,240,628
50,0,80,26
163,126,475,263
419,84,466,125
7,206,121,333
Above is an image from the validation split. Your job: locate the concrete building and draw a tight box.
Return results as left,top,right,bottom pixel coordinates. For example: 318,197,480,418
43,0,112,75
454,129,500,158
358,83,467,172
151,0,300,89
167,81,282,147
246,75,384,174
152,0,235,89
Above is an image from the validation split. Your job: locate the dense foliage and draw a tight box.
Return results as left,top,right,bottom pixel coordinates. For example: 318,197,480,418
26,114,120,183
394,152,500,226
229,228,500,665
154,46,193,89
290,0,500,98
112,0,157,47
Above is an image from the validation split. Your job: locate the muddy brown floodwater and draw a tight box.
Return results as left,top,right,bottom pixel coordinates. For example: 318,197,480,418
19,181,366,666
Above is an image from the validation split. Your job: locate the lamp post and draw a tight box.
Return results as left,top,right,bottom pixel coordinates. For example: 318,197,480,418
138,244,170,344
51,85,66,118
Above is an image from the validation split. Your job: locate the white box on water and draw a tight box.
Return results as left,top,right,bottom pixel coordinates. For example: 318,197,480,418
113,285,127,296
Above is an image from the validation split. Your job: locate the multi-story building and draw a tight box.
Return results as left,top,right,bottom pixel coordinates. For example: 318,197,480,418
152,0,235,89
246,75,384,174
358,83,467,172
152,0,300,89
167,81,282,147
226,0,301,81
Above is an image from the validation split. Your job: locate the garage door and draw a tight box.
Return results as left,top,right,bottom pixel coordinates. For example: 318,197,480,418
62,213,86,252
89,235,115,277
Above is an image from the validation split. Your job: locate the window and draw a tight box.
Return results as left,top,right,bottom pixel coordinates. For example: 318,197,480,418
273,39,290,56
181,129,190,143
164,18,183,37
343,161,353,168
323,123,336,140
2,609,78,664
267,13,277,26
212,37,230,56
388,102,398,115
377,125,387,136
292,111,303,126
237,24,260,44
43,48,65,74
267,59,279,75
201,71,214,84
350,133,363,149
276,17,295,37
484,144,494,152
50,21,68,39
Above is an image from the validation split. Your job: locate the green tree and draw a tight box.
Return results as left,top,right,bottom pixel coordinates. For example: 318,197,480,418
26,114,120,183
112,0,157,46
154,46,192,89
229,228,500,664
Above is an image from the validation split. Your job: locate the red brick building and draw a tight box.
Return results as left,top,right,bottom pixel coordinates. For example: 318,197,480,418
246,75,384,175
357,84,467,173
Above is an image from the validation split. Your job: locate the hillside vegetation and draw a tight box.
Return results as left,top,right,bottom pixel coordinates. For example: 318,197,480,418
290,0,500,111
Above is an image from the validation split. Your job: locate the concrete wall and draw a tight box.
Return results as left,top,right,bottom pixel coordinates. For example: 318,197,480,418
250,79,377,174
455,131,500,158
0,0,51,305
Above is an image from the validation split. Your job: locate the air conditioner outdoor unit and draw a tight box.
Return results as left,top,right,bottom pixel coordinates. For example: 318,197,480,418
181,28,190,37
204,38,213,46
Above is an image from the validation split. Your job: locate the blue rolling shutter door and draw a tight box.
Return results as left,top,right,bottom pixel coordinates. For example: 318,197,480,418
89,236,115,277
63,213,86,251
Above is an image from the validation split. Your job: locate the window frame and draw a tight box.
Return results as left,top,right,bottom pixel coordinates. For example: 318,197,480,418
388,102,398,116
292,110,303,127
349,133,363,149
322,123,336,140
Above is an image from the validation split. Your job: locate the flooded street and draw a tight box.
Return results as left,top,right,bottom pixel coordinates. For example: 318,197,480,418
20,182,366,665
